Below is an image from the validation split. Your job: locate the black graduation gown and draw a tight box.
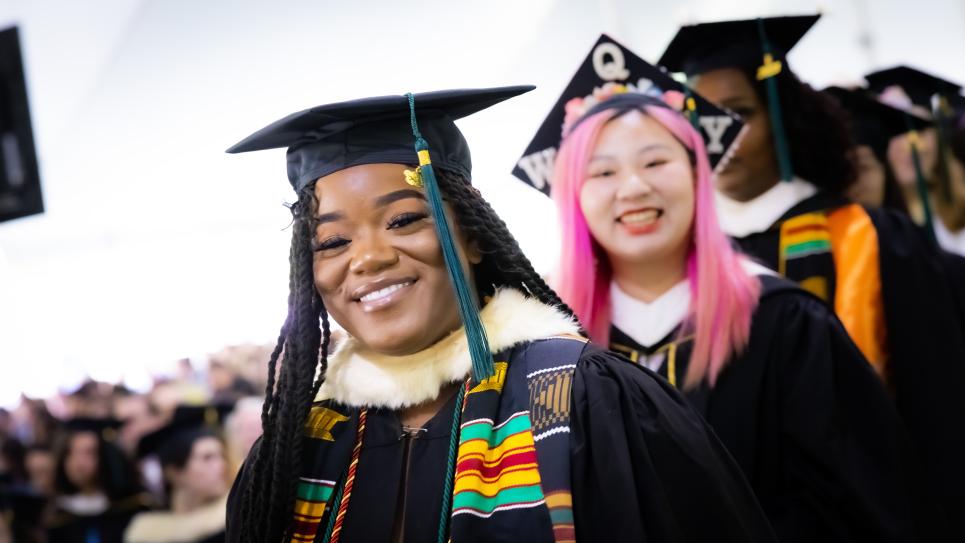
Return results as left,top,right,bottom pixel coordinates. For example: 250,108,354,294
935,247,965,335
227,337,777,542
610,275,945,542
46,494,148,543
733,192,965,537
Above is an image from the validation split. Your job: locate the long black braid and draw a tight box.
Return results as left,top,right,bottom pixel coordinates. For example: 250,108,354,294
236,167,574,542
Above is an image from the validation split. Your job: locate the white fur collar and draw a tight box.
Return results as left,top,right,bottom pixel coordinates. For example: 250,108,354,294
316,288,581,409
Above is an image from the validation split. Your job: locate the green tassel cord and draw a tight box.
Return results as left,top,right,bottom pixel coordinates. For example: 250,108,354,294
756,18,794,182
907,124,938,246
934,97,954,203
436,382,467,543
405,93,495,383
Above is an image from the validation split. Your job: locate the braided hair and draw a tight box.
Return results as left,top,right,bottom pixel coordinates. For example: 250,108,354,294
237,167,574,542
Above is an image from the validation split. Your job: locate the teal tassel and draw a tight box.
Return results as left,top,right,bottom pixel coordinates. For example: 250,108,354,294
910,136,938,246
757,18,794,182
436,382,466,543
406,93,494,383
934,102,954,203
319,476,344,542
902,112,937,244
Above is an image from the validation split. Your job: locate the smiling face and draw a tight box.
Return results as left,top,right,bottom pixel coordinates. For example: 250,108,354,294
579,110,695,268
694,68,781,202
311,163,479,356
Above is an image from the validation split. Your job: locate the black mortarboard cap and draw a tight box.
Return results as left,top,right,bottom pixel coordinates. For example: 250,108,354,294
63,417,123,443
865,65,963,110
135,403,234,461
514,34,745,194
227,86,534,192
657,14,820,76
823,85,933,160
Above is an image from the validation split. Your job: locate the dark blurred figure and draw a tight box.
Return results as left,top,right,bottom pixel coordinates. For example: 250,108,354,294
0,410,11,440
111,387,162,457
47,419,150,543
0,437,26,486
0,485,46,543
24,445,55,498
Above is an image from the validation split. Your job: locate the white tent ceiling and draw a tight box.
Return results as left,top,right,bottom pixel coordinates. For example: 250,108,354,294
1,0,963,405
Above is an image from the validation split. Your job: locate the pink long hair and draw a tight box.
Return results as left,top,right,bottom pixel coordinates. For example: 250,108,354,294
552,103,760,388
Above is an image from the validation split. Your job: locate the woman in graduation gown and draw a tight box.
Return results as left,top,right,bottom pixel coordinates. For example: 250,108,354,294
222,87,775,542
549,78,941,541
47,419,151,543
866,66,965,256
825,85,965,337
125,411,230,543
657,16,965,536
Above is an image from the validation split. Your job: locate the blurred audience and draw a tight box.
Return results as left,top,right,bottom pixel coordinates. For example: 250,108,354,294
1,341,273,542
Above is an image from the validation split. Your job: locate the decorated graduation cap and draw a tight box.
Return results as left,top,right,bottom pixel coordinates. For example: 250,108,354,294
658,14,821,183
136,403,234,462
228,88,535,382
865,65,963,110
866,65,965,208
513,34,745,195
63,417,123,443
823,86,933,161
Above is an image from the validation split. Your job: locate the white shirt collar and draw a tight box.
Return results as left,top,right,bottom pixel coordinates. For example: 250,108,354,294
934,220,965,257
715,177,818,237
609,260,771,372
739,257,778,277
610,279,690,350
57,493,109,516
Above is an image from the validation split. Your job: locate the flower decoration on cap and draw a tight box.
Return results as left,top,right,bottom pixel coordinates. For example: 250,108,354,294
562,82,690,136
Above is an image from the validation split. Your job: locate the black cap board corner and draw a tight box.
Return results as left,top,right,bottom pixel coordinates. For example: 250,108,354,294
64,417,124,443
135,402,235,461
0,25,43,224
823,85,933,159
513,33,745,195
865,65,964,110
657,14,821,76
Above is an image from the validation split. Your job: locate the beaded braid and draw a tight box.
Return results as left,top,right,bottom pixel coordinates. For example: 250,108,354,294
238,168,578,542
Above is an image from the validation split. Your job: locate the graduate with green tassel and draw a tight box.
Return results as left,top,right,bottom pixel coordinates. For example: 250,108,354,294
221,86,775,543
660,16,965,539
866,65,965,254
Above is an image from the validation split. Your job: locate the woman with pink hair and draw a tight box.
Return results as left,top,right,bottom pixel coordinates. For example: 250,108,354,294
548,82,941,541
